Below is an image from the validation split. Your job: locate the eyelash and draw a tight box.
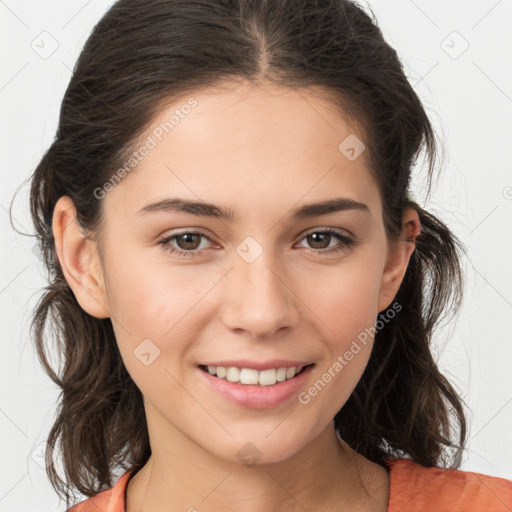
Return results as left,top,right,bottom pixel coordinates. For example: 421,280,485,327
157,229,355,259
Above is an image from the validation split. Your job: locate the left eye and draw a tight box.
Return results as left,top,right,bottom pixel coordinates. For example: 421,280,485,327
157,232,213,257
296,229,353,251
157,229,354,258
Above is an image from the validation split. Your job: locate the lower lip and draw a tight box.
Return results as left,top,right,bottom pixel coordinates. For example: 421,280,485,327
197,364,315,409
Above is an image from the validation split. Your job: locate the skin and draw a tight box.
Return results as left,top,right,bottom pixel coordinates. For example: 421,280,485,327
52,79,420,511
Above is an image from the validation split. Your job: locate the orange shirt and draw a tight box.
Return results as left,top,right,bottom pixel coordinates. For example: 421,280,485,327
68,457,512,512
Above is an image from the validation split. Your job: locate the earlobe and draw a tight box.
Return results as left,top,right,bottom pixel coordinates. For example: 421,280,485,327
377,208,421,313
52,196,110,319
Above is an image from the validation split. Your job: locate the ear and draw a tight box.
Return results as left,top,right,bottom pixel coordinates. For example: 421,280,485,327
377,207,421,313
52,196,110,319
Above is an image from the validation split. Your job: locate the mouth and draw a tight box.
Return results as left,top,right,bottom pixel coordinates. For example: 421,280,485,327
197,362,316,409
198,363,315,386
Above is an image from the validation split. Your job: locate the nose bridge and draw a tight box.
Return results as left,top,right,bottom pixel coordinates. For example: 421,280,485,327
221,236,299,338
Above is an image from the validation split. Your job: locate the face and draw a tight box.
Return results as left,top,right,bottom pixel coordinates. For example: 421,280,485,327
56,79,416,465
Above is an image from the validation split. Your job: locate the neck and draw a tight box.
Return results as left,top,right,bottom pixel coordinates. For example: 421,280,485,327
126,410,389,512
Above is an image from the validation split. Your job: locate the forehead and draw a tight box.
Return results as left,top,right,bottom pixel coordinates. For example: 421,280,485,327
147,80,364,156
103,80,381,220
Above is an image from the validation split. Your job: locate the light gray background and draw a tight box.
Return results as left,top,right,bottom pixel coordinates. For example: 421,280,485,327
1,0,511,509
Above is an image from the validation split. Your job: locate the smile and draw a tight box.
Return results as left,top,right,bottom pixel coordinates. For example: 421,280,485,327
199,364,312,386
197,363,316,409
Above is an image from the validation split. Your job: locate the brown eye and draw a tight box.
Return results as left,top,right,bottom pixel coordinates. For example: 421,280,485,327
157,231,213,258
175,233,203,250
305,232,332,249
297,229,355,254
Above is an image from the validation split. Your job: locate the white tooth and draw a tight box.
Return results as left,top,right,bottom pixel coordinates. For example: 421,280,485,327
240,368,259,385
286,367,297,379
226,367,240,383
212,366,303,385
259,369,277,386
276,367,287,382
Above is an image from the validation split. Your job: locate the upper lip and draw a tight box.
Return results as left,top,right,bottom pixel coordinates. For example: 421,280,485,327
200,360,314,371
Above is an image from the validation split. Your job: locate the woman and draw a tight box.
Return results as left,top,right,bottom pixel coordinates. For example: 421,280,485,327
27,0,512,510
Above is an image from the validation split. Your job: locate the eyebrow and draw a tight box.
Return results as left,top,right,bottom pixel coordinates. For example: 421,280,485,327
137,196,369,221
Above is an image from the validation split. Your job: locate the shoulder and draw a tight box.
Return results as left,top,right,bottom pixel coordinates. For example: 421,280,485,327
387,457,512,512
66,470,133,512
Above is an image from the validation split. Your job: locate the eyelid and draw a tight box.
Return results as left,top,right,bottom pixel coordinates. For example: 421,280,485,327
299,226,355,239
157,229,215,247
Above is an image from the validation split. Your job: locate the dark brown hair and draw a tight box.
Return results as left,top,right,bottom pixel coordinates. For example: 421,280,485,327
25,0,467,505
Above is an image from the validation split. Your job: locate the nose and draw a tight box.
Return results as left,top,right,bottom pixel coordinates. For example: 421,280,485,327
220,252,300,340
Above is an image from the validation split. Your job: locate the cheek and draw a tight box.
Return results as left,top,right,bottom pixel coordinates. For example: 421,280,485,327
293,257,383,411
300,254,384,340
103,250,224,382
104,263,200,402
105,248,213,335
